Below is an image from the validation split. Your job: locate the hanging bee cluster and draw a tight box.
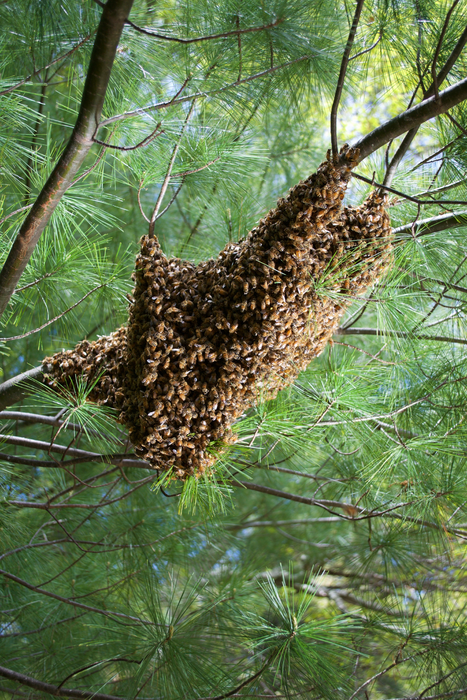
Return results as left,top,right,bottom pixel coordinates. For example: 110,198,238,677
43,145,392,480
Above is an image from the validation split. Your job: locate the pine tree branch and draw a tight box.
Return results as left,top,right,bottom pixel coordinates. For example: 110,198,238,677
430,0,462,100
0,283,107,341
392,210,467,237
233,480,363,517
0,0,134,319
0,410,124,441
412,178,467,198
0,569,162,626
0,366,43,410
98,56,310,127
126,16,284,43
0,614,86,639
336,326,467,345
0,204,32,227
0,450,146,471
330,0,365,158
351,77,467,164
197,656,273,700
7,474,154,508
349,31,382,60
149,102,195,235
0,434,146,468
383,20,467,186
0,33,94,96
0,666,127,700
352,172,467,205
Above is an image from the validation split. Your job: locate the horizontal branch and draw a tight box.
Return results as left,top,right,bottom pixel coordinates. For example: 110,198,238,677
392,210,467,237
225,517,342,530
351,77,467,163
336,326,467,345
0,366,43,410
0,665,126,700
352,172,467,206
0,410,124,442
233,480,360,517
99,55,309,126
0,434,147,468
126,16,283,43
231,481,467,537
0,568,160,626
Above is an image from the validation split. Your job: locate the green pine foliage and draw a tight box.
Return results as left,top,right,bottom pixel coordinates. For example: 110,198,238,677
1,0,467,698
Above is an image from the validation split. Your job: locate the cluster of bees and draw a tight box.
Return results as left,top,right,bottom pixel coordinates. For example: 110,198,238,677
43,145,392,480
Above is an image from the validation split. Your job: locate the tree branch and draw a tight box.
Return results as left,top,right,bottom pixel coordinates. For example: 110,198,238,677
98,56,310,127
352,172,467,205
336,326,467,345
125,16,283,43
0,0,134,319
0,665,127,700
0,283,107,341
330,0,365,158
0,366,43,410
351,77,467,164
392,210,467,237
0,569,160,626
0,34,94,97
383,22,467,185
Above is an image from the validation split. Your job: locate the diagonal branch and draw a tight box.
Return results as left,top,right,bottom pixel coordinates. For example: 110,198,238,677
330,0,365,158
0,283,107,341
0,33,94,97
0,0,134,319
351,76,467,164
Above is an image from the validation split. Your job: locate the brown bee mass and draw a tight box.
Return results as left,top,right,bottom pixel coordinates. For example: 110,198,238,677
42,146,392,479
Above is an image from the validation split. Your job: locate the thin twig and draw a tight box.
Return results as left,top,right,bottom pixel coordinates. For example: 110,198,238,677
151,180,185,222
0,33,93,96
0,569,162,626
124,16,283,43
148,101,196,235
99,56,310,127
431,0,461,99
0,204,32,227
352,171,467,205
92,122,163,151
0,283,107,341
349,31,382,60
170,156,222,177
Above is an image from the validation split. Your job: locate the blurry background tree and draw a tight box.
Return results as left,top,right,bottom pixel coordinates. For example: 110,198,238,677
1,0,467,698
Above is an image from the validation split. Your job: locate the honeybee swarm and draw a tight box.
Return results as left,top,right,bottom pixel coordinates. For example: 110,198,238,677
43,146,392,479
